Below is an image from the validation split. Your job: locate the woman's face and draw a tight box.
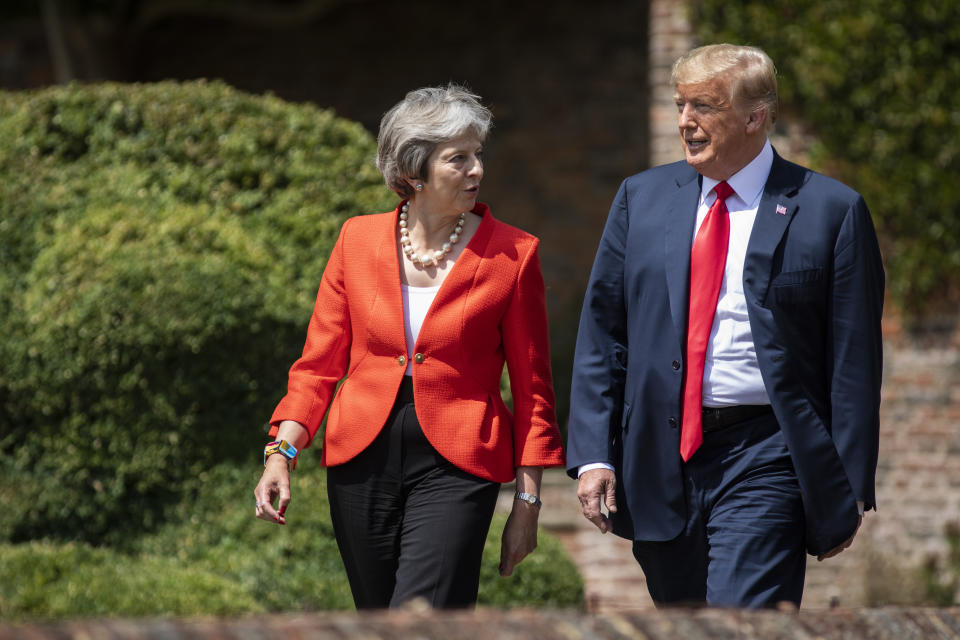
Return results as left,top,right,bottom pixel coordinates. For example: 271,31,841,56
415,133,484,214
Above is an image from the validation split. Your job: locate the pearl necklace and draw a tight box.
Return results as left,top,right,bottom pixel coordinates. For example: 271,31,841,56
398,202,466,267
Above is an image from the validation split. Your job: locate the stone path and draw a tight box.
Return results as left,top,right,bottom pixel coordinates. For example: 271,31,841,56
496,468,654,613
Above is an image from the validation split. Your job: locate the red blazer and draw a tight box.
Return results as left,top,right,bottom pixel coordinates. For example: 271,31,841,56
269,202,565,482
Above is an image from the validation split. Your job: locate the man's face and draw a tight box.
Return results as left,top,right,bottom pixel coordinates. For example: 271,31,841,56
675,74,758,181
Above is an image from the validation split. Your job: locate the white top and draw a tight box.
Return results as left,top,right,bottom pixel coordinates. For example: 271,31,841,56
401,283,441,376
694,139,773,407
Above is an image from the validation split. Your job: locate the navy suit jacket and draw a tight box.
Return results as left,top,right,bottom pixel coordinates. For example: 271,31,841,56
567,151,884,556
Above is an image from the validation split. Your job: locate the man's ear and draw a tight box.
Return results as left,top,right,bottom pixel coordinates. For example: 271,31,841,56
746,107,767,134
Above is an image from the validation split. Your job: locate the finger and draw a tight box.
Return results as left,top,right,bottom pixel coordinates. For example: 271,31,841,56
255,490,282,523
817,545,844,561
277,482,292,523
596,513,612,534
503,551,524,576
499,542,514,577
603,478,618,514
584,510,610,533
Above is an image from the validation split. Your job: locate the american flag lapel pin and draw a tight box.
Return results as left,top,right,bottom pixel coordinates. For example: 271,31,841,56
776,204,787,215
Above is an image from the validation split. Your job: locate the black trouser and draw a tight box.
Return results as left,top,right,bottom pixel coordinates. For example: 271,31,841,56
326,376,501,609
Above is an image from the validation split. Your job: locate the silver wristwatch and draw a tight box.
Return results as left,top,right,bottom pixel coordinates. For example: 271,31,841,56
514,491,542,508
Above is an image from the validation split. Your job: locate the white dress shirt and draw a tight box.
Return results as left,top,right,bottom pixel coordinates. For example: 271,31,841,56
696,139,773,407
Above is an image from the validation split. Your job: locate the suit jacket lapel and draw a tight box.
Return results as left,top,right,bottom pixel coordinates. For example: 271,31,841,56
743,152,804,305
664,170,702,345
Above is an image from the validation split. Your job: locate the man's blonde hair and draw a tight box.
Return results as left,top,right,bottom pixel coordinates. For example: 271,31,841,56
672,44,778,132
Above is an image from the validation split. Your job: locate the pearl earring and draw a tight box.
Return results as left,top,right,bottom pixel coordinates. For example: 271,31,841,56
415,184,423,192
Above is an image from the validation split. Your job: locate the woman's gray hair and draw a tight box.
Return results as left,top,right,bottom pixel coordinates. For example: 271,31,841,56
376,84,492,198
672,43,778,132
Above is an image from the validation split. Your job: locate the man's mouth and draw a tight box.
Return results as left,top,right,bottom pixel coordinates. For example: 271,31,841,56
686,139,708,150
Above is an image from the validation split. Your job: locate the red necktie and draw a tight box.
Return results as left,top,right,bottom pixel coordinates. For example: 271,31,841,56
680,181,734,462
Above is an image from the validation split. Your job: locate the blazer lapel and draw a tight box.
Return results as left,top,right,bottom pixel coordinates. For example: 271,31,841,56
375,204,407,350
409,203,494,346
664,171,702,345
743,152,804,305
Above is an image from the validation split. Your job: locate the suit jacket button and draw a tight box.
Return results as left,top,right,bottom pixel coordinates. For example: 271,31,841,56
668,417,678,428
414,353,425,364
398,355,406,366
672,360,681,370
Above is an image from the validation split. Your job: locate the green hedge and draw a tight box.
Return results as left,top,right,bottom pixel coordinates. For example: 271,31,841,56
0,80,394,543
0,463,585,620
696,0,960,313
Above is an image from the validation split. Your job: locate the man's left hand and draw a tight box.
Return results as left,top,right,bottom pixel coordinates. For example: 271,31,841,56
817,515,863,561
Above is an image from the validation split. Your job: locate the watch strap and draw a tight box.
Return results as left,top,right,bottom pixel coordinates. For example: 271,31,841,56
514,491,542,508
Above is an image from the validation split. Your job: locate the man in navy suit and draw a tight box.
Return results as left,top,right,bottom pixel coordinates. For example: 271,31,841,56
567,43,884,607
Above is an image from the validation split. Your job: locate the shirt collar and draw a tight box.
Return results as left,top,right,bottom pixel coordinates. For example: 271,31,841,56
701,139,774,207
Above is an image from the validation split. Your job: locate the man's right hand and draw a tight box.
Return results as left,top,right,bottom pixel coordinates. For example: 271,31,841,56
577,468,618,533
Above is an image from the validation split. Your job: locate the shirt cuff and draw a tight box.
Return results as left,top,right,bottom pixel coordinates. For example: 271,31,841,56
857,501,864,517
578,462,615,477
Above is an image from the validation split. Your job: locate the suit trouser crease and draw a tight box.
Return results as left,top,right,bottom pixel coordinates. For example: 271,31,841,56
326,377,500,608
631,412,807,607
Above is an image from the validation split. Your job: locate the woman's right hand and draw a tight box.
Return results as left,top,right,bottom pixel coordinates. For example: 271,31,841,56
254,455,291,525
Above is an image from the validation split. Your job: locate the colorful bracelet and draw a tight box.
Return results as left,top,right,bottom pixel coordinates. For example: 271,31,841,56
264,440,298,470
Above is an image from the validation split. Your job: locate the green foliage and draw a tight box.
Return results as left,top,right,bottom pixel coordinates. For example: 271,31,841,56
921,521,960,605
0,80,395,543
697,0,960,312
0,542,261,619
0,464,584,620
862,521,960,606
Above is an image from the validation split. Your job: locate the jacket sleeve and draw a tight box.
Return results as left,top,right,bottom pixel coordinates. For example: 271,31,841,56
566,180,629,478
268,218,353,447
828,196,884,510
501,238,565,469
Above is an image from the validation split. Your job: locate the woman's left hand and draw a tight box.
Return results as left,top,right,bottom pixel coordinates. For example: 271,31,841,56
499,501,539,576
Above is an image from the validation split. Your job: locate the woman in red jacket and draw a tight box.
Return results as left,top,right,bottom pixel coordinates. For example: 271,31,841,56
253,84,565,609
